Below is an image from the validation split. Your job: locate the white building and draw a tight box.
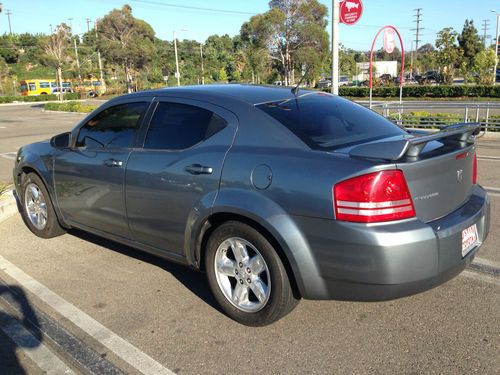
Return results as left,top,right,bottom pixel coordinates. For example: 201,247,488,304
355,61,398,81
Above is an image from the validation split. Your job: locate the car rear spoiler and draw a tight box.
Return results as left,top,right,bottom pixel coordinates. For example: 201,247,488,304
349,123,481,161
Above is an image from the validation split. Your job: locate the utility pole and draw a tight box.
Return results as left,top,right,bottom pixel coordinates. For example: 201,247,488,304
6,9,12,34
73,38,82,81
481,19,490,48
85,18,91,33
492,10,499,84
200,44,205,85
331,0,339,95
49,24,53,34
411,8,423,74
67,18,73,32
173,31,180,86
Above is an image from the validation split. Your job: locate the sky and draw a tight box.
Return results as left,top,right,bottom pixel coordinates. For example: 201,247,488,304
0,0,499,51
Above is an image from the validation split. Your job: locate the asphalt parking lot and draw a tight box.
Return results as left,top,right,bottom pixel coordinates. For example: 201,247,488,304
0,103,499,374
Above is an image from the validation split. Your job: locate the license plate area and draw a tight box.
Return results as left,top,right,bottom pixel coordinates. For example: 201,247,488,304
462,224,478,257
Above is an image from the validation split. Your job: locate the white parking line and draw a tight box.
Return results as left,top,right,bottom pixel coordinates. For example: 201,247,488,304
0,152,16,160
474,257,500,269
460,270,500,286
477,155,500,161
0,255,174,375
0,307,75,374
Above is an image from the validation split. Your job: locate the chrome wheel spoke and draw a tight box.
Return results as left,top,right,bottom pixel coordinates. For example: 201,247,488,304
248,255,266,275
250,278,268,303
217,255,237,276
233,282,249,304
230,239,249,263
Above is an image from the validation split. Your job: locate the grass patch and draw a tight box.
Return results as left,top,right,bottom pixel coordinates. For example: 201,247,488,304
0,183,10,196
44,101,98,113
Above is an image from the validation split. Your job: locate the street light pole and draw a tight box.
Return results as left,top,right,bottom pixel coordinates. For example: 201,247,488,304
173,31,180,86
200,44,205,85
492,10,499,84
331,0,339,95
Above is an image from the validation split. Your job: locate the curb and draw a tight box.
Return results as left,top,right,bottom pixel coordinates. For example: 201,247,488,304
0,190,19,224
41,110,90,114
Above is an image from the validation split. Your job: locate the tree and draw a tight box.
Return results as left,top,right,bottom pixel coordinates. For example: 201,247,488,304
435,27,463,84
0,57,11,95
44,24,71,100
241,0,329,85
96,5,155,93
472,48,496,85
458,20,483,67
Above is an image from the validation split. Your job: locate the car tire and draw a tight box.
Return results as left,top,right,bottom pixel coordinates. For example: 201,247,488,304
205,221,298,326
21,173,65,238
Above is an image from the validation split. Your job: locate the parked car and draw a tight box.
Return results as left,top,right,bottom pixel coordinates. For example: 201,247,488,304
317,76,349,89
14,85,490,326
417,70,443,85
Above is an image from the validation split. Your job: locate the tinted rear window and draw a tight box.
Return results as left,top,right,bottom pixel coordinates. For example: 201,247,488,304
256,93,406,149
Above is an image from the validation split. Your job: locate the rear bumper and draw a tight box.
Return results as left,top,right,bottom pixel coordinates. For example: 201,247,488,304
293,185,490,300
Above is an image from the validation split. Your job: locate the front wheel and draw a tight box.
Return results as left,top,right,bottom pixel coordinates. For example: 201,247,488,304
21,173,65,238
205,221,298,326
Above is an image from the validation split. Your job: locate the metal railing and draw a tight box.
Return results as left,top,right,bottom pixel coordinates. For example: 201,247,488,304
366,101,500,133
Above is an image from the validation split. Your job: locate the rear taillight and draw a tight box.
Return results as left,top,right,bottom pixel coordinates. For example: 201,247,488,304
333,170,415,223
472,152,477,185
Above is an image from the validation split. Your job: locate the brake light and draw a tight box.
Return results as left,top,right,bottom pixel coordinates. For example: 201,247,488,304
472,152,477,184
333,170,415,223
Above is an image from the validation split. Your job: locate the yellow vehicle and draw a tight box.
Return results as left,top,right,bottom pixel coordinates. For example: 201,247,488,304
19,79,57,96
74,80,106,97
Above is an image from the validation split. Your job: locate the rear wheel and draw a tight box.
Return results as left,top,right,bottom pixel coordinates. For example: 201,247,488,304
21,173,65,238
205,221,298,326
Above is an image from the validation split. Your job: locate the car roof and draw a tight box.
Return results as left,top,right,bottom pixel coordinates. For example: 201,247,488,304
125,84,315,106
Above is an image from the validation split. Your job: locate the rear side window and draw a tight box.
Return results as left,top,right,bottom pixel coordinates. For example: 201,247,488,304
39,82,50,88
144,102,227,150
76,102,147,149
256,93,406,149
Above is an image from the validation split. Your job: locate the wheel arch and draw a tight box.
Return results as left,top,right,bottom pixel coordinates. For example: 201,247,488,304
186,189,329,299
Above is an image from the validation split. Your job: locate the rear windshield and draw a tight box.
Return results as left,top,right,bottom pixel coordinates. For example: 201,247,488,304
256,93,406,150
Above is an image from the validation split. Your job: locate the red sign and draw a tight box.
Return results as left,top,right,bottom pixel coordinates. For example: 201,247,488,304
383,28,395,54
340,0,363,25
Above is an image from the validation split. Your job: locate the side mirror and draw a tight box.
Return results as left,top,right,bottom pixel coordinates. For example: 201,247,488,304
50,132,71,149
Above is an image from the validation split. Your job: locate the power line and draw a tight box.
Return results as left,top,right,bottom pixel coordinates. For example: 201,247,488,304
129,0,255,16
411,8,424,73
481,19,490,48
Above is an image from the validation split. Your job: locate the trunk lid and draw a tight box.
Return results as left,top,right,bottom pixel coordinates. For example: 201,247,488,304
396,145,475,222
342,123,480,223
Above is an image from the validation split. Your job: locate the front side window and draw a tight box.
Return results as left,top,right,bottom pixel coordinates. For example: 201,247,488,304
144,102,227,150
39,82,50,88
28,83,36,91
76,102,148,149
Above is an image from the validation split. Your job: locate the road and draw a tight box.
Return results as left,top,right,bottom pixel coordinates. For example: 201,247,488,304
0,102,499,374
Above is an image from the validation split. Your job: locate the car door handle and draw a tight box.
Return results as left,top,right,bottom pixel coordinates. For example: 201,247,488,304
184,164,213,175
104,159,123,167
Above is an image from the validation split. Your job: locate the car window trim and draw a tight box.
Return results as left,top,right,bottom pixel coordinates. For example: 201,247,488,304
137,97,233,152
71,98,154,151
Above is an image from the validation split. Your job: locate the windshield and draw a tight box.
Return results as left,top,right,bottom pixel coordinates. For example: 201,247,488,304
256,93,406,150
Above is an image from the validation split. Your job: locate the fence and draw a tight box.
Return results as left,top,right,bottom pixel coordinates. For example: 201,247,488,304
366,101,500,133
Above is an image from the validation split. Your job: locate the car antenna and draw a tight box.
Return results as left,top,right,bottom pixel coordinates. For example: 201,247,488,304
291,66,310,96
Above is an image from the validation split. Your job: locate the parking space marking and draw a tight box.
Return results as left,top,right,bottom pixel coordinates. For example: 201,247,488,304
0,255,175,375
474,257,500,270
0,306,76,375
460,270,500,286
0,152,16,160
477,155,500,161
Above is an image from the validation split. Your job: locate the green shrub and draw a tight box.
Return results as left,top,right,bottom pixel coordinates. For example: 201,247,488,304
44,101,97,113
330,85,500,98
0,93,79,103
